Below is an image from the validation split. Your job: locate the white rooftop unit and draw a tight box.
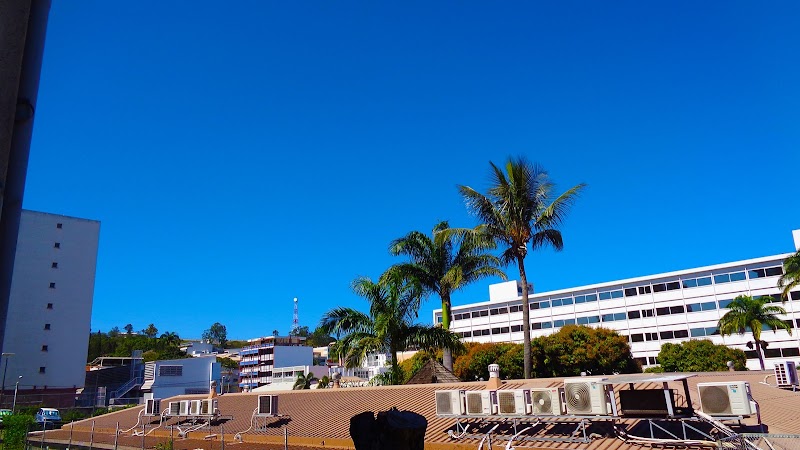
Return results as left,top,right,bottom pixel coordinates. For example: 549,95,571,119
257,395,278,416
496,389,530,415
529,387,563,416
167,401,181,416
435,390,466,416
144,398,161,416
563,377,609,415
201,399,218,416
774,361,799,387
465,390,497,415
698,381,753,416
189,400,202,416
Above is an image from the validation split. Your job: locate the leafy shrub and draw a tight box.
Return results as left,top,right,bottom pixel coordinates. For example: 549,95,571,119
657,340,747,372
2,414,35,450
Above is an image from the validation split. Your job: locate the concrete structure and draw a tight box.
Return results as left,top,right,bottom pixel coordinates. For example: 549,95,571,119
330,352,391,381
238,335,310,390
435,230,800,370
141,356,220,399
181,341,218,357
1,210,99,393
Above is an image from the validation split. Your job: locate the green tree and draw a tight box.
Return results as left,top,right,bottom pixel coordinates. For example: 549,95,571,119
320,270,464,385
293,372,315,390
453,342,521,381
142,323,158,338
124,323,134,334
218,357,239,370
306,326,335,348
532,325,639,377
459,157,585,378
158,332,181,349
779,250,800,300
718,295,793,370
389,221,505,370
657,340,747,372
290,325,310,337
316,375,331,389
108,326,121,337
202,322,228,348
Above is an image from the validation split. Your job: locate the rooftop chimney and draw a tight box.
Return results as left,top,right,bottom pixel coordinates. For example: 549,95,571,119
486,364,502,390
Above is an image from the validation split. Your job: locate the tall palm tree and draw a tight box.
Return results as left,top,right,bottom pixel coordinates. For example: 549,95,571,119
293,372,316,390
459,157,585,379
158,332,181,349
389,221,506,370
718,295,792,370
778,250,800,300
319,270,464,385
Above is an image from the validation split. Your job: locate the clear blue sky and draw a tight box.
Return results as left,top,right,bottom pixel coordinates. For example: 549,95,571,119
22,2,800,340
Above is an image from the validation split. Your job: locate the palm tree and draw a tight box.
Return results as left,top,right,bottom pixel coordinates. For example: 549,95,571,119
293,372,316,390
778,250,800,300
319,270,464,385
718,295,793,370
316,375,331,389
389,221,506,370
459,157,585,379
158,332,181,349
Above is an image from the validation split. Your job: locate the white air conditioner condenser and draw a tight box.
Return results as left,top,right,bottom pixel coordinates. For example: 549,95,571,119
465,390,497,415
529,387,563,415
167,401,181,416
179,400,191,416
496,389,530,415
257,395,278,416
698,382,752,416
145,398,161,416
435,390,465,416
189,400,202,415
563,377,609,415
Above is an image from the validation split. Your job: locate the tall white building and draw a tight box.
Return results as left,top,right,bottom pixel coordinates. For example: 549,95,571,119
238,335,311,390
1,210,100,393
434,230,800,370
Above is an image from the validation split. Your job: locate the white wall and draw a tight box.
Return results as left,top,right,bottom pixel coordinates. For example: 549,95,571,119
150,356,220,399
2,210,100,390
273,346,312,368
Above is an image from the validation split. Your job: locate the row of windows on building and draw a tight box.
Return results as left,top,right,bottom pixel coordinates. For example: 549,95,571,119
457,317,800,341
634,346,800,366
447,287,798,323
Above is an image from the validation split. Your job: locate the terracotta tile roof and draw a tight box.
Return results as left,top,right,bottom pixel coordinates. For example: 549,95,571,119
43,371,800,450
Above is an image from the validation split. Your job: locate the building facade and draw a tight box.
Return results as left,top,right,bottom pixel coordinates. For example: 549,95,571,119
434,231,800,370
141,356,220,399
1,210,100,397
238,336,310,390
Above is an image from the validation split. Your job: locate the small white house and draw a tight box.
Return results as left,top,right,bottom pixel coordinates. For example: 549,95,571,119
141,356,220,399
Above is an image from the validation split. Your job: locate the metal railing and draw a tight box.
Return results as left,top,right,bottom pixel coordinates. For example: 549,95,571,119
719,434,800,450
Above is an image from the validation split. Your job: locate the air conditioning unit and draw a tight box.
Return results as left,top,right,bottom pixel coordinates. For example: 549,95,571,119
435,390,465,416
144,398,161,416
496,389,530,415
529,388,563,416
257,395,278,416
698,382,752,416
179,400,191,416
189,400,202,415
465,390,497,415
564,378,609,415
774,361,799,387
167,401,181,416
201,399,218,415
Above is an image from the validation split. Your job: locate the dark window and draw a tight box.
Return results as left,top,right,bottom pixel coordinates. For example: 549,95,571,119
56,223,63,229
614,312,626,321
491,327,502,335
577,316,589,325
54,242,60,249
41,345,48,352
696,277,712,286
673,329,689,339
510,305,522,312
584,294,597,302
497,307,508,314
718,299,733,309
541,321,553,329
701,301,717,311
587,316,600,324
561,298,573,306
540,301,550,309
642,309,654,318
660,330,675,340
730,272,746,282
159,365,184,376
748,269,766,279
480,329,491,336
532,322,542,330
765,267,783,277
49,282,55,288
666,282,680,291
511,325,523,332
551,299,562,307
461,331,472,337
638,286,652,295
683,279,697,288
630,333,644,342
690,328,706,337
634,357,646,365
554,319,565,327
653,283,667,292
599,291,611,300
648,357,658,365
669,305,685,314
575,295,586,303
601,314,615,322
686,303,699,313
705,327,719,336
791,291,800,301
39,367,46,373
480,310,488,317
628,310,641,319
744,350,758,359
471,311,480,318
656,307,670,316
46,303,53,309
611,290,623,299
714,274,730,284
645,332,658,341
624,288,637,297
51,262,58,269
564,319,575,326
764,348,781,358
782,348,800,357
44,323,50,330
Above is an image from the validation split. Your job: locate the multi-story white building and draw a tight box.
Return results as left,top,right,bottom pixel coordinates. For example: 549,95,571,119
330,352,391,381
1,210,100,395
238,335,311,390
434,230,800,370
141,356,221,399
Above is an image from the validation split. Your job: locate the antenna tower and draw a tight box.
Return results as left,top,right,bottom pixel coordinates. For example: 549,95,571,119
291,297,299,335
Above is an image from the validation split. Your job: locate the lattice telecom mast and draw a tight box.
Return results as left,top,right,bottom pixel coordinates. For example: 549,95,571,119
291,297,299,335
